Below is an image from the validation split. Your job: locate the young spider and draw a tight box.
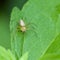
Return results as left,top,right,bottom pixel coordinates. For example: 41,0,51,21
17,19,27,33
17,19,38,37
19,19,26,32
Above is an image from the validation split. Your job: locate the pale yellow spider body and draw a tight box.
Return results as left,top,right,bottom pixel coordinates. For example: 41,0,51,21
17,19,38,38
19,20,26,32
17,19,37,34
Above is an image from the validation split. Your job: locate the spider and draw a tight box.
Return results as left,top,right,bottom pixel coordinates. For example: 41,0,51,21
16,19,26,32
17,19,37,33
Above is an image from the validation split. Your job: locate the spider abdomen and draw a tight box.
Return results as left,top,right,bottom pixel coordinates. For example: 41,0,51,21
20,26,26,32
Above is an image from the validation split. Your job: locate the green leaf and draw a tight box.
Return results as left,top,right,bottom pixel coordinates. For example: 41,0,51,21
0,46,16,60
10,0,60,60
40,34,60,60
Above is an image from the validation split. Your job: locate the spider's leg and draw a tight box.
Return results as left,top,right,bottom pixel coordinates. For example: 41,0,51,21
25,22,38,37
29,25,39,39
26,22,37,29
17,26,20,32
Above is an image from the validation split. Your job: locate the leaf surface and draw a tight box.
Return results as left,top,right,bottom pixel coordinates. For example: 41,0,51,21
40,34,60,60
10,0,60,60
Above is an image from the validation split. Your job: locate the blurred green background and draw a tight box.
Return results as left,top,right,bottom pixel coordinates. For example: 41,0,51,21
0,0,27,49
